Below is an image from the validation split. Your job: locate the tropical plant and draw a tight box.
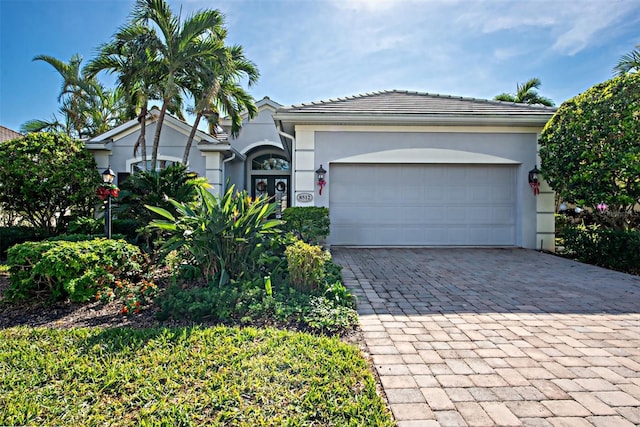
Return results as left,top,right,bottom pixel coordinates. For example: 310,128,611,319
146,185,281,283
22,54,127,138
538,73,640,229
130,0,228,170
116,163,209,227
494,77,555,106
0,132,101,234
614,44,640,76
85,24,162,163
182,44,259,164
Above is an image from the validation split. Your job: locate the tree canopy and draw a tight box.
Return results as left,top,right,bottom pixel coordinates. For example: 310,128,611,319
0,132,101,234
27,0,259,171
538,73,640,228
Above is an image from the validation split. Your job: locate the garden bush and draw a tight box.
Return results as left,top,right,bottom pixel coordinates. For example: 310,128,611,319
5,238,144,302
0,132,101,234
68,217,143,242
285,239,330,293
560,225,640,274
0,226,47,259
282,206,330,244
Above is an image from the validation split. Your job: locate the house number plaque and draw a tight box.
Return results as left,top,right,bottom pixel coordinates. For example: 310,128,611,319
296,192,313,203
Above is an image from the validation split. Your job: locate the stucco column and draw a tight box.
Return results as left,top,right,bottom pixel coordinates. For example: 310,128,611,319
201,152,224,195
293,127,316,206
536,140,555,252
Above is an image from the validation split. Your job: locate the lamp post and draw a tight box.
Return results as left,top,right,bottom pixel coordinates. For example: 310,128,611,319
102,166,116,239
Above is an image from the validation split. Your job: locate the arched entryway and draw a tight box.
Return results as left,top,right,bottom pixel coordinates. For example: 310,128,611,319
247,150,290,218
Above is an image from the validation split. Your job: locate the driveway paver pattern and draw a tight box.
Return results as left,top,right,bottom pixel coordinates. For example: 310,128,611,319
332,248,640,427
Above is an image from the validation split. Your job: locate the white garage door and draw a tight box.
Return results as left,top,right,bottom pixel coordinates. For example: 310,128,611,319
329,164,517,246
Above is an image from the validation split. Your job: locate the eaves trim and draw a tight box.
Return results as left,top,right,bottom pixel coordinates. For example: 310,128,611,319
272,112,553,127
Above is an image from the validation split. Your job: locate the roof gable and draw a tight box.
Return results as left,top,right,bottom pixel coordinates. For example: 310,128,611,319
88,108,223,145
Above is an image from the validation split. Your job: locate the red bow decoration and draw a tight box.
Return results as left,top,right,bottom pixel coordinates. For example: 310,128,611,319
318,178,326,195
97,185,119,201
529,181,540,196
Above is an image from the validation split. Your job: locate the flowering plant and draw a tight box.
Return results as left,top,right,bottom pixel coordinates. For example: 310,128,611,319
97,183,119,201
96,278,158,315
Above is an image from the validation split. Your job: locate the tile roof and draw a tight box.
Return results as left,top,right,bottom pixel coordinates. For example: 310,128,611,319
0,125,22,142
278,89,556,116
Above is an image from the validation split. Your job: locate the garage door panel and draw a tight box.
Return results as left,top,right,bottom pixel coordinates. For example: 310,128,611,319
330,164,517,246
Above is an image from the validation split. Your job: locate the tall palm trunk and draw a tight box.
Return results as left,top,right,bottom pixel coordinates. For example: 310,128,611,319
151,100,169,171
134,105,148,169
182,112,202,165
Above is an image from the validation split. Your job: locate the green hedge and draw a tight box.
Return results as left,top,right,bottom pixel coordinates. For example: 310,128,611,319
6,238,144,302
0,226,47,259
282,206,330,244
560,225,640,274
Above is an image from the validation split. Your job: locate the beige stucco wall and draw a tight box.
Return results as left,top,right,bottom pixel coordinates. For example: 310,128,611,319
290,123,555,250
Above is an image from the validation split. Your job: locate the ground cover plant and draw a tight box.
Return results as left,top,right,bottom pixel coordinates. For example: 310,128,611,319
0,326,394,426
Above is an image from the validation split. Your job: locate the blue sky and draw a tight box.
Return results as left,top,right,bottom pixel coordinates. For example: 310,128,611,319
1,0,639,132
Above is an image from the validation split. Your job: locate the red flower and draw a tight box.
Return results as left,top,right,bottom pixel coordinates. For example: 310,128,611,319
121,306,129,314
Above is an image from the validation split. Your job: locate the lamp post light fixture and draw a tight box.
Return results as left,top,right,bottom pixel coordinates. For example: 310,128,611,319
315,165,327,195
528,165,541,196
102,166,116,239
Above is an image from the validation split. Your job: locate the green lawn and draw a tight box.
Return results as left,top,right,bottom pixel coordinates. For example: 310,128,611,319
1,326,394,426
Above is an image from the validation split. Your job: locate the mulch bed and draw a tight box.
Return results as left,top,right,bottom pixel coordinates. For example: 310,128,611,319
0,271,365,346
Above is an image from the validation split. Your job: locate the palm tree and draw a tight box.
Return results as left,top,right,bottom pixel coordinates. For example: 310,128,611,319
182,44,259,164
494,77,554,107
85,24,162,167
613,45,640,75
131,0,226,171
24,54,128,138
33,54,89,135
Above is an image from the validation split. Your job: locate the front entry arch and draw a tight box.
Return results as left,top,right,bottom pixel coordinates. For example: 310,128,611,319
247,150,290,218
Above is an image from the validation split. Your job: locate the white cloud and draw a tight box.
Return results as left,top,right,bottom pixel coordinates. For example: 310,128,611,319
456,0,640,56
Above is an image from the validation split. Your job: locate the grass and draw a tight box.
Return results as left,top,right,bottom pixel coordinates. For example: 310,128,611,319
0,326,394,426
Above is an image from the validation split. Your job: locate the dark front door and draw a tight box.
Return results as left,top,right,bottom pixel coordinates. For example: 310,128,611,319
252,176,289,219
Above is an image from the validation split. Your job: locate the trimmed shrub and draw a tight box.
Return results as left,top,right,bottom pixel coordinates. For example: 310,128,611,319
282,206,330,244
560,225,640,274
285,239,331,293
0,226,47,259
5,238,144,302
68,217,141,242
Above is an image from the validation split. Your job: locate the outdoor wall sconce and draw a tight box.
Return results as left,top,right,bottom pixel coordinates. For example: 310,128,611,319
316,165,326,195
528,165,540,196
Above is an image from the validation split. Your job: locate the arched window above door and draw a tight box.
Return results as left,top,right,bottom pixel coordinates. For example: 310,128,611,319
251,154,289,171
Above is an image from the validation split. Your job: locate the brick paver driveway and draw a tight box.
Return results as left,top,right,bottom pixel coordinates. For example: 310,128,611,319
332,248,640,427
